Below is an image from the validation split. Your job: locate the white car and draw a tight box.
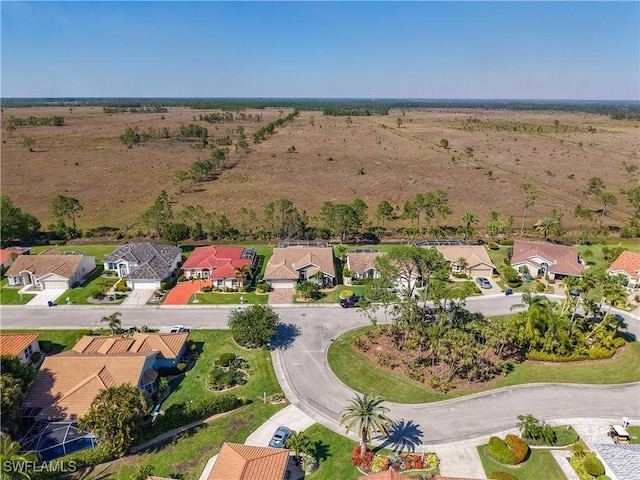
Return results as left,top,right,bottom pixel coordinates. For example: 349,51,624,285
169,325,189,333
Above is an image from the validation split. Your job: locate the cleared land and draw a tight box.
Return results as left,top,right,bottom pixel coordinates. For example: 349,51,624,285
2,107,638,233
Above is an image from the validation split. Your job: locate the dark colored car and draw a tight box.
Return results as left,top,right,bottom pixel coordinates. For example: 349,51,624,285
268,426,291,448
340,295,360,308
476,277,492,289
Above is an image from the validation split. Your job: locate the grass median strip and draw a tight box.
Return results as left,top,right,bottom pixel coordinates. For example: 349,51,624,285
328,326,640,404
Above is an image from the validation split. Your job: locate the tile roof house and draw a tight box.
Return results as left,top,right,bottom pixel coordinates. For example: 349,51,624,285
22,351,158,421
103,243,182,290
434,245,496,279
594,443,640,480
606,251,640,289
71,332,189,369
0,333,41,365
510,240,585,280
181,246,257,288
264,246,336,289
207,442,290,480
5,250,96,290
346,249,385,281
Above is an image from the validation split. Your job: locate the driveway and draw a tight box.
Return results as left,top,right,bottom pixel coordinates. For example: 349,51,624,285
121,289,155,306
163,281,212,305
25,288,67,306
244,404,315,447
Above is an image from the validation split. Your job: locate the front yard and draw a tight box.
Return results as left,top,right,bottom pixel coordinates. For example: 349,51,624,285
477,445,567,480
187,290,268,305
0,278,36,305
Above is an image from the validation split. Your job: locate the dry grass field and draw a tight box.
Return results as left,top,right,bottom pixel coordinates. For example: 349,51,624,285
1,106,638,234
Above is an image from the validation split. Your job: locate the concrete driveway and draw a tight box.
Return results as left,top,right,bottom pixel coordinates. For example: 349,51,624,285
121,289,155,306
25,288,67,306
244,404,315,447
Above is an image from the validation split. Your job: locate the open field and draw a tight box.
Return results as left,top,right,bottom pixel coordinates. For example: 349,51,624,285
2,107,638,234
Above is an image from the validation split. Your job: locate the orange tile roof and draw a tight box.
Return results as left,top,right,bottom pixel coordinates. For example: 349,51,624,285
265,246,336,281
208,443,289,480
22,351,154,421
0,333,40,356
358,470,406,480
0,249,15,265
72,332,188,360
607,250,640,279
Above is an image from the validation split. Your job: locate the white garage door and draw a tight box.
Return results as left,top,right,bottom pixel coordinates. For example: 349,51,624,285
270,280,295,289
130,281,159,290
42,279,69,290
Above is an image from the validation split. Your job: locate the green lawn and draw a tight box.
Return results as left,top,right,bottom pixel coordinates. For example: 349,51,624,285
294,284,367,304
577,241,640,272
477,444,567,480
2,329,93,354
628,426,640,444
304,423,362,480
328,325,640,404
53,266,125,305
95,402,285,480
163,330,282,408
30,244,118,263
188,291,268,305
0,278,36,305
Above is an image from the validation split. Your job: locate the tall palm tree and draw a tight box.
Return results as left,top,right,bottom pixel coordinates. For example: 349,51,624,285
233,264,253,291
340,394,392,455
586,278,627,341
460,212,478,240
101,311,122,335
455,257,469,276
510,291,546,312
0,435,38,480
533,216,561,242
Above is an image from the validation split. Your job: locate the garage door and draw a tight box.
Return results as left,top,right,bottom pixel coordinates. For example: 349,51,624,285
131,281,159,289
42,279,69,290
270,280,295,289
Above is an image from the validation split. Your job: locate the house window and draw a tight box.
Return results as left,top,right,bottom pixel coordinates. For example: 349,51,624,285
143,383,155,394
452,263,461,273
24,345,33,359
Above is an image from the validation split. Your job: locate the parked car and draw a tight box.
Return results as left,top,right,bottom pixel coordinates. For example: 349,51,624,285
476,277,492,289
170,325,189,333
268,426,291,448
340,295,360,308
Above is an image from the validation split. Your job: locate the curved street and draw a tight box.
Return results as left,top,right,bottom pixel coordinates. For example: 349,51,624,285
2,294,639,448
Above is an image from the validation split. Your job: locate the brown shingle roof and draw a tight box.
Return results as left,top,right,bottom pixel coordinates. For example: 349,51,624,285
607,251,640,279
434,245,496,269
5,254,87,280
347,251,385,275
511,240,585,276
208,443,289,480
264,247,336,281
72,332,188,360
0,333,40,357
22,351,154,421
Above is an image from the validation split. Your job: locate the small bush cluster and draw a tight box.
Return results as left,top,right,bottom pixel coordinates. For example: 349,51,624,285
487,436,517,465
583,456,605,476
208,353,249,390
256,282,271,293
351,446,374,469
504,434,529,463
489,472,517,480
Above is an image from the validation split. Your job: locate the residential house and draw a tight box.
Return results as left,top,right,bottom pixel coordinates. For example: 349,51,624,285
103,243,182,289
0,333,41,365
434,245,496,279
21,351,158,421
181,246,257,288
1,246,31,274
607,251,640,289
207,442,290,480
510,240,585,280
594,443,640,480
346,249,384,281
5,249,96,290
71,332,189,370
264,245,336,289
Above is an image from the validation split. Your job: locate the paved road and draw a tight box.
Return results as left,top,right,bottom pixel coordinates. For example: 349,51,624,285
2,294,639,447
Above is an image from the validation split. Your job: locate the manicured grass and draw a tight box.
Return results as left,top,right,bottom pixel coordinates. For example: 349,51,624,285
294,284,367,304
304,423,362,480
105,402,285,480
328,325,640,404
477,444,567,480
30,244,118,263
163,330,282,408
577,241,640,272
0,278,36,305
188,291,268,305
2,329,93,354
628,426,640,444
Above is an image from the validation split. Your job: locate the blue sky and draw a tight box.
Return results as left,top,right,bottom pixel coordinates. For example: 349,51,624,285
1,1,638,100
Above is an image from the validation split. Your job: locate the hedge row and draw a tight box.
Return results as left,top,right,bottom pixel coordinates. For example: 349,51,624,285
489,472,517,480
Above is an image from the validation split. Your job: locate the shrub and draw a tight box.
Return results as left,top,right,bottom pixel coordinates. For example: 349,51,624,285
370,454,390,473
215,353,238,367
176,362,188,372
351,446,374,469
504,434,529,463
489,472,517,480
424,453,439,469
29,352,41,364
596,476,612,480
39,340,53,353
583,456,605,476
202,286,213,293
487,436,516,465
339,289,354,299
300,454,318,474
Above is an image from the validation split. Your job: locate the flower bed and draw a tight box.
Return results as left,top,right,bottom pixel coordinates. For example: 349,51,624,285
353,447,439,476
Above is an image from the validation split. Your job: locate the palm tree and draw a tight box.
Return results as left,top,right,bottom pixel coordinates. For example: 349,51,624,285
455,257,468,276
101,311,122,335
460,212,478,240
286,430,313,463
533,216,561,242
233,264,253,291
586,278,627,341
510,291,546,312
0,435,38,480
130,464,154,480
340,394,392,455
520,182,538,235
